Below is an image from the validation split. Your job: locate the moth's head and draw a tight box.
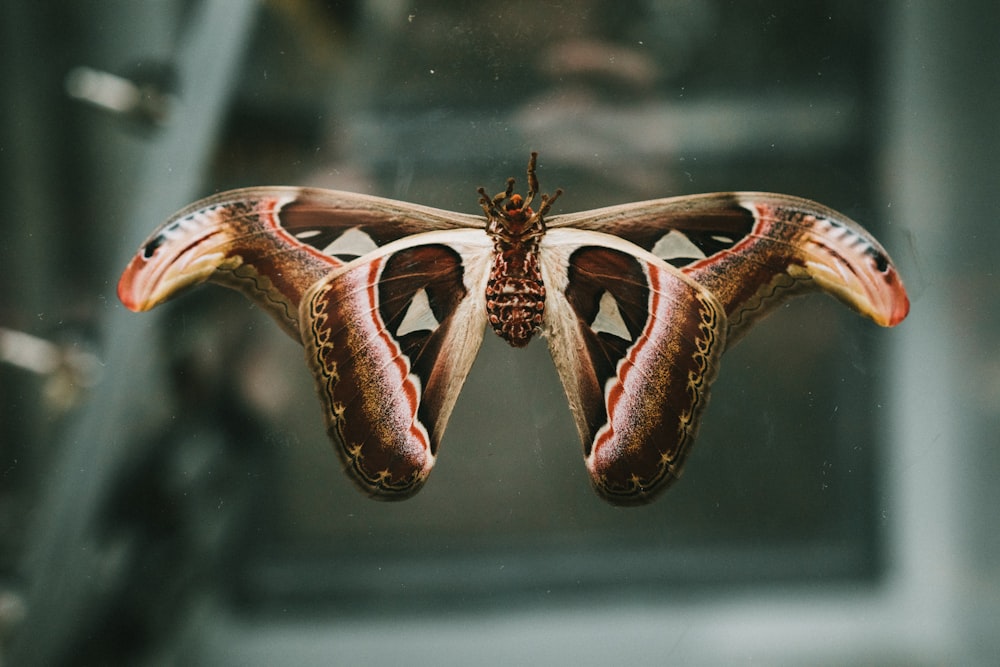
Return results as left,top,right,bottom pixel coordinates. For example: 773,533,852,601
504,193,528,217
478,153,563,233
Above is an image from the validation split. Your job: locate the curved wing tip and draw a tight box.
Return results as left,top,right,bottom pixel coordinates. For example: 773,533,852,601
887,291,910,327
116,260,146,312
871,271,910,327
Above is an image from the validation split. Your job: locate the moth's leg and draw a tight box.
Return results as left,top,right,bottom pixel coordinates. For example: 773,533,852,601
478,179,515,218
494,177,516,206
524,151,540,209
534,188,563,219
477,187,493,217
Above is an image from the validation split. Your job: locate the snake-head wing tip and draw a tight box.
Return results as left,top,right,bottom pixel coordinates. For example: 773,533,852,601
799,236,910,329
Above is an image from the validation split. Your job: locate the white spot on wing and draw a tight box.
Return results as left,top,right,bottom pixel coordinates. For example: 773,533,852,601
590,291,631,341
295,229,322,240
651,230,706,261
322,227,379,258
396,288,440,337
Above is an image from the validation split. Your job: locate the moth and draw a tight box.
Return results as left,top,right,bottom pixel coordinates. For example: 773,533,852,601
118,153,909,505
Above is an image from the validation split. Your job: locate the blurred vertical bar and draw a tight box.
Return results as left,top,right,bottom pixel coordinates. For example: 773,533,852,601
8,1,258,664
882,0,1000,661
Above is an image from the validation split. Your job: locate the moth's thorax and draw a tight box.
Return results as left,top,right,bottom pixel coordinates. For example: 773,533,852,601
478,159,562,348
486,236,545,348
484,202,546,347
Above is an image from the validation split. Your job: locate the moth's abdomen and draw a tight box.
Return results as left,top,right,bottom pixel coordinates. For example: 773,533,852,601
486,248,545,347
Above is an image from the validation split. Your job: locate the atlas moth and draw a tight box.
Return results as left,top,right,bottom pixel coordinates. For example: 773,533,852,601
119,153,908,505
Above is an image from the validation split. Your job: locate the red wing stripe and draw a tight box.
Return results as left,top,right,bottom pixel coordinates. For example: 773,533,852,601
354,260,430,451
585,261,725,504
592,263,666,451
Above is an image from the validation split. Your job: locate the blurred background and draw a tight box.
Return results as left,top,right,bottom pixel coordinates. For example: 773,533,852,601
1,1,996,664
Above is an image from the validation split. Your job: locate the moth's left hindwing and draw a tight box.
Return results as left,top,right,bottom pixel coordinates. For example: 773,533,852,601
541,230,726,505
301,230,492,499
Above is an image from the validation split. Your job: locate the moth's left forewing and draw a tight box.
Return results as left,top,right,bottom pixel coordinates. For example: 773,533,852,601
301,229,492,499
540,229,727,505
118,186,484,338
118,188,340,337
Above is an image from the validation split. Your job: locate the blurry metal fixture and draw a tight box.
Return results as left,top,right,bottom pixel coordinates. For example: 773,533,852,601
8,0,259,663
0,326,102,411
65,63,177,127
